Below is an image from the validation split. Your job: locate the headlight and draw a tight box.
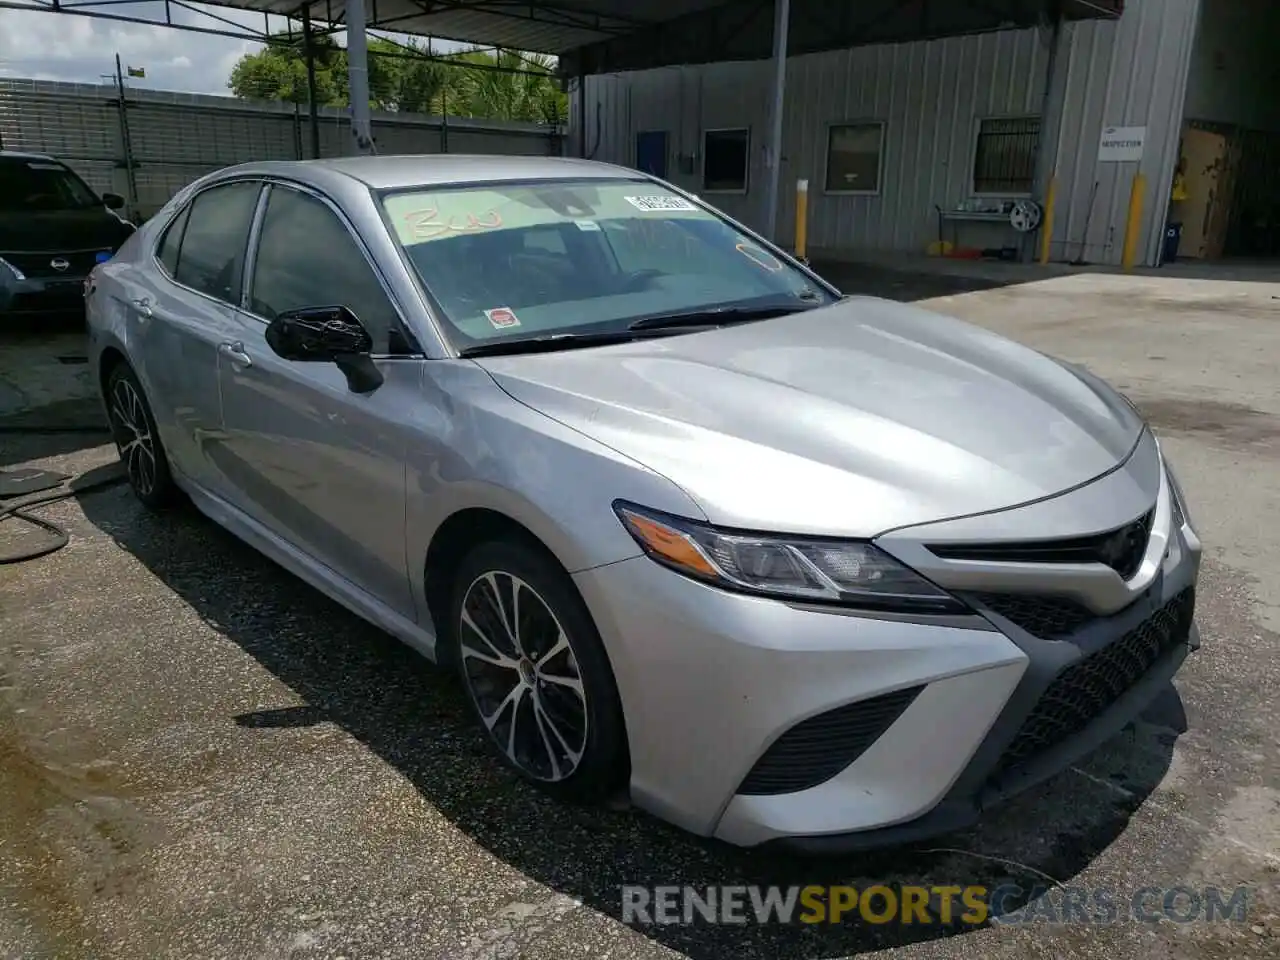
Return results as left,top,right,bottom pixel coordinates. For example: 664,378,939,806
614,501,962,612
0,257,25,281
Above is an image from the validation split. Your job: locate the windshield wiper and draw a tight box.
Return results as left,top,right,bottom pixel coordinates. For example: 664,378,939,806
457,330,647,358
627,303,817,331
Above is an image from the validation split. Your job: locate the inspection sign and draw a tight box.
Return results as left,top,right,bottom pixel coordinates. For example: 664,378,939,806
1098,125,1146,162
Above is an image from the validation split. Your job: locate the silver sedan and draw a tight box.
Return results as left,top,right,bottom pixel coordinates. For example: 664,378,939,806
85,155,1202,852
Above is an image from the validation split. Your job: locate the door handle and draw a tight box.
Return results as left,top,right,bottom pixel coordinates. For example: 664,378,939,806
218,341,252,368
129,297,153,319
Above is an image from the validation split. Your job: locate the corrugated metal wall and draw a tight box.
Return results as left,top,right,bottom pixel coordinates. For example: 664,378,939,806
578,31,1052,250
1049,0,1202,267
572,0,1201,267
0,78,565,220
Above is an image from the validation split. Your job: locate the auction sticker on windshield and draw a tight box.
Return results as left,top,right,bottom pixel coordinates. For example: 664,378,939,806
625,195,697,212
484,307,521,329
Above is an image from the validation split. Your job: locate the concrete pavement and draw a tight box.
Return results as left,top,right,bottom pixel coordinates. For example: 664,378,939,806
1,268,1277,959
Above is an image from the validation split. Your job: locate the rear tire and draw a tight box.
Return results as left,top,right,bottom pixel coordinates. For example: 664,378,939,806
448,538,627,802
105,363,178,510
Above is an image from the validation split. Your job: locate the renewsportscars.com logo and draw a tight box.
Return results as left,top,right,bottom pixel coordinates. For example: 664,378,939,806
621,884,1253,927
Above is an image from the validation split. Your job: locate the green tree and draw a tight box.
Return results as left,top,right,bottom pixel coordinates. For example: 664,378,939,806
228,32,344,105
228,33,399,109
448,50,566,123
394,53,459,115
227,35,567,123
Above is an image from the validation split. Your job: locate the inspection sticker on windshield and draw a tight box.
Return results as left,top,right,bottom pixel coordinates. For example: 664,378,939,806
484,307,521,329
625,195,696,212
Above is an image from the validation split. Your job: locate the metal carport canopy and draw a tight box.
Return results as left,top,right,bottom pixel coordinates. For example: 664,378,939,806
227,0,1124,71
175,0,1123,234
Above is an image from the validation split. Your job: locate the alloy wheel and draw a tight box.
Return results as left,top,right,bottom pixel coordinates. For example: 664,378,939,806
458,570,589,783
109,376,157,497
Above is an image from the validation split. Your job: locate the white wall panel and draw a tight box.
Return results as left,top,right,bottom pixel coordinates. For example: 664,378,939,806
570,0,1203,267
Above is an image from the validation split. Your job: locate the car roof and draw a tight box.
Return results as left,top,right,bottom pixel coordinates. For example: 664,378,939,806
0,150,60,163
211,154,648,191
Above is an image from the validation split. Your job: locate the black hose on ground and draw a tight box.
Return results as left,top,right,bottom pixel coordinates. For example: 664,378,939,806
0,422,124,564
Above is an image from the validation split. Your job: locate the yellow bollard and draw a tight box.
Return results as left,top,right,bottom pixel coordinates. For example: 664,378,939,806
1121,172,1147,271
1039,175,1057,265
795,179,809,260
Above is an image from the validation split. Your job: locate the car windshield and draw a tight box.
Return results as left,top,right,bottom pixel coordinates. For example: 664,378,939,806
0,158,101,212
380,178,836,349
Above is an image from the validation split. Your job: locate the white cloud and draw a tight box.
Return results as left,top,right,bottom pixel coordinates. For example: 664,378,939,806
0,1,262,94
0,0,474,97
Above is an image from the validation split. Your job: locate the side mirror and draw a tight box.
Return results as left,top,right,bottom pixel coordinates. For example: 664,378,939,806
102,192,125,210
265,305,383,394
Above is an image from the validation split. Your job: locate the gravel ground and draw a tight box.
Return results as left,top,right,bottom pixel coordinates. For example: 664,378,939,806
1,267,1278,959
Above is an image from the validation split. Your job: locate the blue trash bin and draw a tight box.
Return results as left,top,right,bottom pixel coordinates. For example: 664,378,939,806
1161,222,1183,266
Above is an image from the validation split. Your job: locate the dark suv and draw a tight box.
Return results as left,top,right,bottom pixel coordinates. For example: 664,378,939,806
0,151,137,319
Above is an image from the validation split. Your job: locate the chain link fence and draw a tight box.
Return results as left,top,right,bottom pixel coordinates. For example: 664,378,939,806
0,44,567,222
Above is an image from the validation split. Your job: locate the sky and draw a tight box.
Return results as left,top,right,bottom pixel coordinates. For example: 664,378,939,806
0,0,466,97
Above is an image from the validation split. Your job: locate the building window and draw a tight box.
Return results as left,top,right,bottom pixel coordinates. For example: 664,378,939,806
702,129,749,192
824,122,885,194
973,117,1041,195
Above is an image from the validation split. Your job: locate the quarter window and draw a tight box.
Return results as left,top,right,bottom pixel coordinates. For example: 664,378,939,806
156,204,190,277
248,185,404,354
173,181,262,304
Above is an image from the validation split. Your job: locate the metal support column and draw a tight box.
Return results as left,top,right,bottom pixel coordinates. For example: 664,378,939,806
1030,1,1067,263
301,4,321,159
577,71,588,158
1032,1,1067,197
345,0,374,154
761,0,790,241
113,53,139,216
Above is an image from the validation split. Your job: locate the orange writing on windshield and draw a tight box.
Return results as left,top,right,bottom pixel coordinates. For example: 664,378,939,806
736,242,783,272
403,205,503,240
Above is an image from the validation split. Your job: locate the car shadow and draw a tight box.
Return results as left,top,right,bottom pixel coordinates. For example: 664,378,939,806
77,490,1180,958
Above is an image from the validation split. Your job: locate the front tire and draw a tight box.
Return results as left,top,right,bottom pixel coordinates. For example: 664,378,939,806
105,363,178,509
449,539,627,801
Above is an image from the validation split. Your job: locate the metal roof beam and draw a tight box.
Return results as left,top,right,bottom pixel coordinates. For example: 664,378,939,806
560,0,1120,75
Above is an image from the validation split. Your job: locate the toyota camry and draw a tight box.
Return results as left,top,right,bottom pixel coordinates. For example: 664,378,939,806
84,155,1201,852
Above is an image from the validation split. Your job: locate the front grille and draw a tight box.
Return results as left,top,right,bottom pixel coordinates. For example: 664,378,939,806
737,686,923,796
972,592,1096,639
929,509,1155,581
1,249,107,279
993,588,1195,778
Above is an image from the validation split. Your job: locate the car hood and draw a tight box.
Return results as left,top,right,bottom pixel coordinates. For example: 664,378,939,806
474,297,1145,537
0,207,132,252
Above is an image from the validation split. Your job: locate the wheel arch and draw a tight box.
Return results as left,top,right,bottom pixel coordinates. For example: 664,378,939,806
425,505,634,795
424,506,572,670
98,345,130,400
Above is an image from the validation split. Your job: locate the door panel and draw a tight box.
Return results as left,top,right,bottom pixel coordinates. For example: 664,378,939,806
132,277,239,490
1177,129,1228,259
210,181,418,616
131,179,263,492
213,320,418,616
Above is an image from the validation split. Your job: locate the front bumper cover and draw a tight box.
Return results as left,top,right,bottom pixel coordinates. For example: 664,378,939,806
763,572,1198,854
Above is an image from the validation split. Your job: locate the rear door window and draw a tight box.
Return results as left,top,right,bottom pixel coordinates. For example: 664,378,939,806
173,181,262,305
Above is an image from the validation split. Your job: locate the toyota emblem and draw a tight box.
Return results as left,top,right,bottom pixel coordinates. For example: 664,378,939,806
50,258,70,272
